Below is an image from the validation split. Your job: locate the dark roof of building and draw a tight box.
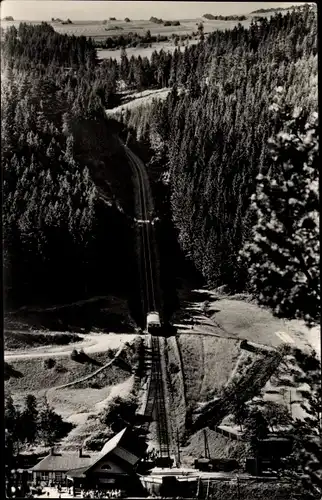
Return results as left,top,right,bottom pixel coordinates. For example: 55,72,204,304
66,428,134,475
98,428,127,458
31,453,99,472
32,427,147,474
65,466,89,479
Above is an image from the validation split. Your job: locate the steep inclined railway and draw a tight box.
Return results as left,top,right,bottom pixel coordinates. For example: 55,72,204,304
124,143,157,315
145,337,171,458
122,141,172,460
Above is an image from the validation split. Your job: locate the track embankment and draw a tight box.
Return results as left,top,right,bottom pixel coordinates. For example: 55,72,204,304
164,336,187,442
192,350,283,432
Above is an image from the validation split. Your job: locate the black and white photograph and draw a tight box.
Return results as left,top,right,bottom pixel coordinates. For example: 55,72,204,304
1,1,320,498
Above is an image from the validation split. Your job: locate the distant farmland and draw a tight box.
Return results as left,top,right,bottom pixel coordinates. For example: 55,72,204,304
97,39,200,62
1,15,280,61
1,17,255,40
1,17,256,60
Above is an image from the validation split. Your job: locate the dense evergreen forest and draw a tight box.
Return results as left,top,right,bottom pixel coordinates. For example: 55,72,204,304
1,24,139,321
122,8,318,289
94,31,169,50
203,14,247,20
1,6,318,321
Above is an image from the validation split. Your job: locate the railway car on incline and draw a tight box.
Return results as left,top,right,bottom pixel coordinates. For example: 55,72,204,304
146,311,161,334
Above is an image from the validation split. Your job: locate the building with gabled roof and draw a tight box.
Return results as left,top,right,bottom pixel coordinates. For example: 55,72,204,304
30,427,147,494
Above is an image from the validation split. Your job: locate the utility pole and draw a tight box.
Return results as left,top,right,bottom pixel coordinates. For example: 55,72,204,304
237,474,240,500
289,390,292,418
196,476,201,499
204,428,210,460
205,478,210,500
176,427,181,467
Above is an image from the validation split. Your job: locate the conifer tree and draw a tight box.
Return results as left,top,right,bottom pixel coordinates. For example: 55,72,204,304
21,394,39,444
280,350,322,499
5,394,18,436
240,89,319,326
39,398,68,446
4,394,23,453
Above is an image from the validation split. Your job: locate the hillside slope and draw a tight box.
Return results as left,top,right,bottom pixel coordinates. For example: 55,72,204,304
120,7,318,292
165,288,318,458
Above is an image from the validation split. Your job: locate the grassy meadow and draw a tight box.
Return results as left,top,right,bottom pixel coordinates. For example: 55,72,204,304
5,351,117,395
97,40,199,62
1,17,255,39
1,15,260,61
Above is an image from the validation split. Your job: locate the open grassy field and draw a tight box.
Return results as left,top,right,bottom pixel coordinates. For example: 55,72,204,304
1,14,282,62
29,388,140,454
98,43,171,61
5,333,141,451
97,38,200,61
4,333,139,361
1,17,255,40
5,333,140,395
200,337,241,400
170,286,319,456
47,373,134,418
175,288,317,352
47,386,114,419
1,16,259,63
6,350,137,452
5,351,118,396
1,18,249,62
177,335,240,407
54,375,135,450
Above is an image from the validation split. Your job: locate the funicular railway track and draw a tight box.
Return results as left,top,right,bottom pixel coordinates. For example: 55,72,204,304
123,142,171,460
147,337,171,458
124,143,156,316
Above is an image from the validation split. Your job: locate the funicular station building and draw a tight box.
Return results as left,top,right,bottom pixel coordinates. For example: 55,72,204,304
31,427,147,495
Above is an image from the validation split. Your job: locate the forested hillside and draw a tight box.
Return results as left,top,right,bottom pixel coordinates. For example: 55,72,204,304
1,7,318,321
2,22,97,69
1,24,139,322
122,8,318,290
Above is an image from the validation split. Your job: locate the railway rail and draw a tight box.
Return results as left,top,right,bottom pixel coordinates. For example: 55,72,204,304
123,142,171,459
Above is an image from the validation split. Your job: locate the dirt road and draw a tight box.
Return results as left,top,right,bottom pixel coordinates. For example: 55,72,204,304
4,332,140,361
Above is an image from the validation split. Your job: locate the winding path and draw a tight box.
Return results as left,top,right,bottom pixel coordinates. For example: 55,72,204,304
4,333,138,361
45,343,125,398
